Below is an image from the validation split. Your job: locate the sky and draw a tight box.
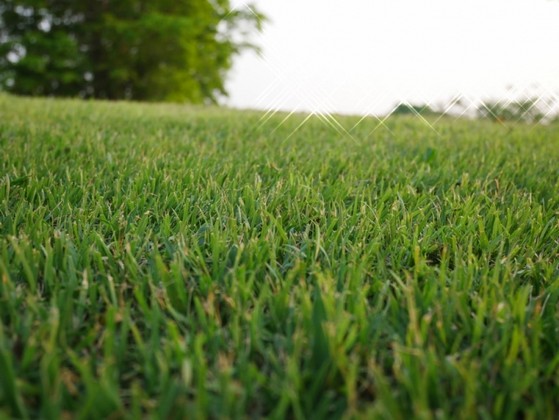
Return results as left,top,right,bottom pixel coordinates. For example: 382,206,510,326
225,0,559,116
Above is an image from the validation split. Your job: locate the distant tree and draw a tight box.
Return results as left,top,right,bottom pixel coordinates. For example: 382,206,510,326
392,103,438,116
478,98,547,124
0,0,265,103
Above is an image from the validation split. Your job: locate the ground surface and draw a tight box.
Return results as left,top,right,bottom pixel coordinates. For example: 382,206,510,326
1,94,559,418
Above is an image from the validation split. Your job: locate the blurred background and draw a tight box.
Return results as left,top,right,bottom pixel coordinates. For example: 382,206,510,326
1,0,558,121
227,0,559,120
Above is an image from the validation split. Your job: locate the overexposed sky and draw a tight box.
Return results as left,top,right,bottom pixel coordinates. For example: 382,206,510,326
226,0,559,115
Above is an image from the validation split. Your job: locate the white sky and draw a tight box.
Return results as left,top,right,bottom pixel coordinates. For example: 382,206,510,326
226,0,559,116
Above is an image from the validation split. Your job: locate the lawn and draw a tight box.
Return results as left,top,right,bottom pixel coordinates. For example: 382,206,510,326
1,93,559,418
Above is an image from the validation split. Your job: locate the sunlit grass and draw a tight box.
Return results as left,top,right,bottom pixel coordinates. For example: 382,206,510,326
1,93,558,418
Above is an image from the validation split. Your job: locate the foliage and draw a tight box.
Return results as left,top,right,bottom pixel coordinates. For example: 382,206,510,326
391,102,439,116
0,0,264,102
1,94,559,418
477,98,548,124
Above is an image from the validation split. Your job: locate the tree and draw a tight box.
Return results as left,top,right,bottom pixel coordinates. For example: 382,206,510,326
391,103,438,117
0,0,264,103
477,98,547,124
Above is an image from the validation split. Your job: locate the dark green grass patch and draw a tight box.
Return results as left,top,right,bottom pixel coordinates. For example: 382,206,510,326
1,93,559,418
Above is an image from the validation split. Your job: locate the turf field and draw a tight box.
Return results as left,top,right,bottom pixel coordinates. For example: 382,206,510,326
1,94,559,418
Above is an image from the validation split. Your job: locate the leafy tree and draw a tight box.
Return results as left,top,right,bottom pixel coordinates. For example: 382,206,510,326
0,0,264,103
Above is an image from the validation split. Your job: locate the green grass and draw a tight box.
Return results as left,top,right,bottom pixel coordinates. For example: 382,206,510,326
1,93,559,419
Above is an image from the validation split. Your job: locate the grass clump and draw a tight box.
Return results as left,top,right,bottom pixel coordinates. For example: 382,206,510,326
1,93,559,418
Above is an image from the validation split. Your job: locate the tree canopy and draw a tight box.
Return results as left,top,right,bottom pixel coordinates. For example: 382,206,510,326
0,0,264,103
